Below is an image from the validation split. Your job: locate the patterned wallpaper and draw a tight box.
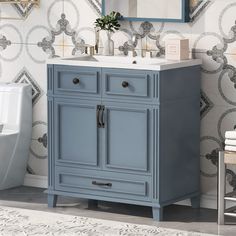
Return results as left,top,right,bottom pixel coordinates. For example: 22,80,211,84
0,0,235,204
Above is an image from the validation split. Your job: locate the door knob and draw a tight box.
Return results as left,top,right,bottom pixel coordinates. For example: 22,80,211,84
122,81,129,88
73,78,80,84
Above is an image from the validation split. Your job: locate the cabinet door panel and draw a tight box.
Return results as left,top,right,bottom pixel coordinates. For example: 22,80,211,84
54,99,100,167
103,103,153,173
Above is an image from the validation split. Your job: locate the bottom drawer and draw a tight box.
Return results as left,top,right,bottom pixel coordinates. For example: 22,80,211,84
55,166,151,202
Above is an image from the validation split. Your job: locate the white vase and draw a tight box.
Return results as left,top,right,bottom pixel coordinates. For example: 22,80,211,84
103,31,114,56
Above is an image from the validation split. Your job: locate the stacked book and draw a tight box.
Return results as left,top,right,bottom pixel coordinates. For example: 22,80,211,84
225,131,236,152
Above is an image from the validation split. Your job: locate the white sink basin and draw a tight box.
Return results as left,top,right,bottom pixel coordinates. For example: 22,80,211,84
62,55,167,66
48,55,202,71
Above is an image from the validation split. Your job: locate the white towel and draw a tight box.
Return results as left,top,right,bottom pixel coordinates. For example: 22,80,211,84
225,145,236,152
225,139,236,146
225,131,236,139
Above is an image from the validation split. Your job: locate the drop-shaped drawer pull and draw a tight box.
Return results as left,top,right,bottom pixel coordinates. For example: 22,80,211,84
73,78,80,84
122,81,129,88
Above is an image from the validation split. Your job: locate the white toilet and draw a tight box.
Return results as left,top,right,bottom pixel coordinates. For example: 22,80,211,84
0,83,32,190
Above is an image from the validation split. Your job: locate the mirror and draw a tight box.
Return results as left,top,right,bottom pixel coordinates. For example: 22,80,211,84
102,0,189,22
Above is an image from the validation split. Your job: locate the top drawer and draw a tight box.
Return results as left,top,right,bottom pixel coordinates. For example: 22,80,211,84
54,66,101,97
103,69,154,101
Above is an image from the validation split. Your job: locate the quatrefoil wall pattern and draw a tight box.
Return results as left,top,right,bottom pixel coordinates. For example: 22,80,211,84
37,13,86,58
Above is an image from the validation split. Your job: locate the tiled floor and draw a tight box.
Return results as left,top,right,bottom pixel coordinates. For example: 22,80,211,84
0,186,235,235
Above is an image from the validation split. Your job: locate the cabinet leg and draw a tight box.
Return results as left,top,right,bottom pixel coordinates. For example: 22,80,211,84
48,194,58,208
191,196,200,209
152,207,163,221
88,200,98,209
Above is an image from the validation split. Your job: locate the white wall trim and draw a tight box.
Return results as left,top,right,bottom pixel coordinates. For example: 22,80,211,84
176,194,217,209
23,174,47,189
200,194,217,209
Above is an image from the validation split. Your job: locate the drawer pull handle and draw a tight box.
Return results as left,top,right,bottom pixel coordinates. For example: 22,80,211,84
122,81,129,88
92,181,112,187
96,105,102,128
101,106,105,128
73,78,80,84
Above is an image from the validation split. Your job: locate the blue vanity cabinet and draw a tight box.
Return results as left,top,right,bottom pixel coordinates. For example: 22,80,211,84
54,98,101,168
53,65,101,99
102,101,153,175
102,69,154,103
47,64,201,221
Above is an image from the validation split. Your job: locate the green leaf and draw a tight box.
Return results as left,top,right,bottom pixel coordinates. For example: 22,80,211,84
94,11,122,32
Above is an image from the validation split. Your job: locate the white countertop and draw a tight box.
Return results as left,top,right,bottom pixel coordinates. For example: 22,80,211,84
47,55,202,71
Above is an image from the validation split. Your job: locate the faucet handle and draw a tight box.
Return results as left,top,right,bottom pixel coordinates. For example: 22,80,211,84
132,49,137,57
89,46,95,56
128,49,137,57
146,51,154,58
84,45,95,56
94,44,98,54
84,46,88,54
141,49,147,58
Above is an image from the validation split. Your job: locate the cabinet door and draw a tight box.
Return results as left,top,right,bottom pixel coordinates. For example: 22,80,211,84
102,102,153,174
54,98,101,168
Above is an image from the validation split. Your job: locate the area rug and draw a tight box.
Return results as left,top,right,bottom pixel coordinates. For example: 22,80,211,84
0,206,217,236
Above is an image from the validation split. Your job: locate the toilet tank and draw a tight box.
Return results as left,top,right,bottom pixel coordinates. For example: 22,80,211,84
0,83,32,130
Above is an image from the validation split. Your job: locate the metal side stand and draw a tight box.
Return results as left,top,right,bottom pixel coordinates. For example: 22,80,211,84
218,151,236,225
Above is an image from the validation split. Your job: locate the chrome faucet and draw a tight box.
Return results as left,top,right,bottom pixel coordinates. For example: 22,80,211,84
140,37,147,58
130,34,137,57
94,27,99,54
131,34,147,58
83,27,100,56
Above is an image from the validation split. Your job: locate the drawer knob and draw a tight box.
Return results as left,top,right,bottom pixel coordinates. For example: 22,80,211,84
73,78,80,84
122,81,129,88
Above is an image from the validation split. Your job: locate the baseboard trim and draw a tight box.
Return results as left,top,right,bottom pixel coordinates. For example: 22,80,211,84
176,194,217,209
23,174,220,210
23,174,47,188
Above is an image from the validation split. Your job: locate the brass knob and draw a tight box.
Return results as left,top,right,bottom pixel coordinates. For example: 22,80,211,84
122,81,129,88
73,78,80,84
